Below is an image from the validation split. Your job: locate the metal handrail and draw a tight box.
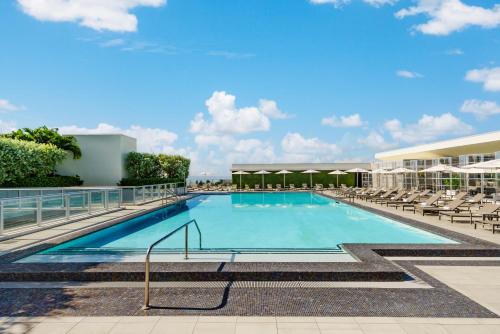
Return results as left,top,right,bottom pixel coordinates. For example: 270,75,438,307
143,219,202,309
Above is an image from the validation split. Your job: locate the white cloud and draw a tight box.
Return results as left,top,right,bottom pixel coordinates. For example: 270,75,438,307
384,113,473,144
309,0,396,7
357,131,396,150
460,99,500,120
321,113,363,128
309,0,351,7
396,70,423,79
0,120,16,133
206,51,255,59
363,0,398,7
0,99,22,112
281,132,341,162
445,48,463,55
17,0,166,32
465,67,500,92
190,91,288,135
99,38,125,47
395,0,500,36
58,123,178,153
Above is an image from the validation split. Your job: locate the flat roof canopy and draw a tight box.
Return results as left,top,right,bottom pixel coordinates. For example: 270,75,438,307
375,131,500,161
231,162,371,172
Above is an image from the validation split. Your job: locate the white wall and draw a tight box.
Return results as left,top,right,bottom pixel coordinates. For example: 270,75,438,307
56,134,137,186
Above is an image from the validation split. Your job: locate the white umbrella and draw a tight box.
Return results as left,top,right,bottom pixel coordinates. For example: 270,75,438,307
254,170,271,189
391,167,416,190
328,170,347,187
276,170,293,188
232,171,249,189
463,159,500,170
346,168,370,187
301,169,320,189
420,164,462,190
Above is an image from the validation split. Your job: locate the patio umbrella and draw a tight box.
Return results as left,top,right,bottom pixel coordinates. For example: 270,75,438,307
254,170,271,189
346,168,370,187
301,169,320,188
328,170,347,187
276,170,293,188
391,167,416,189
420,164,462,191
232,171,249,189
463,159,500,170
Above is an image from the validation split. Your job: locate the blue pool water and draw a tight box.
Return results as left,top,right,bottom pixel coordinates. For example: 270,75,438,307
41,192,456,255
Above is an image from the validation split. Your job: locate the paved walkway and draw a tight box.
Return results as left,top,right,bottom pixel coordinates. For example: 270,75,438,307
2,315,500,334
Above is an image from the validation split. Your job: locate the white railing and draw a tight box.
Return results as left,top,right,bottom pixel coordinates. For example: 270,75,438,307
0,189,122,236
0,182,186,236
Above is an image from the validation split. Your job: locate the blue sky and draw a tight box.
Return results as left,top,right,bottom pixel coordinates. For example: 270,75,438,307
1,0,500,176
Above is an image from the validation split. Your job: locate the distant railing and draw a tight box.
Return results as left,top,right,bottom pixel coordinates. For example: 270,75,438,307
0,189,121,236
0,182,186,236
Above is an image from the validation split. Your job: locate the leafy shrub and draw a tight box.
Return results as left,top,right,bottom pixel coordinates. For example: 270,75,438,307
158,154,190,179
125,152,162,179
0,138,67,185
124,152,190,181
1,175,83,187
118,177,183,186
2,126,82,159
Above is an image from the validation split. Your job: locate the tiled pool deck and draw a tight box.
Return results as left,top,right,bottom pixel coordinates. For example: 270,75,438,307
1,192,500,332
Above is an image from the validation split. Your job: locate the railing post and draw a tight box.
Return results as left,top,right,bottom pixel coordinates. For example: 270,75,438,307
65,194,70,219
143,253,151,310
104,190,109,210
132,187,136,205
36,196,42,226
119,189,123,207
88,192,92,215
142,186,145,203
185,225,189,260
0,200,4,236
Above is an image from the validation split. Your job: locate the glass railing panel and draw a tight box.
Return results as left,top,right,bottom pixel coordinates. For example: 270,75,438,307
3,197,37,231
41,195,65,222
90,191,105,211
108,191,120,208
69,193,88,216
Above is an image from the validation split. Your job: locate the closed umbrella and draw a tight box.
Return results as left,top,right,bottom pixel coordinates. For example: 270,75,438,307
346,168,370,187
328,170,347,187
276,170,293,189
232,171,249,190
301,169,320,189
254,170,271,189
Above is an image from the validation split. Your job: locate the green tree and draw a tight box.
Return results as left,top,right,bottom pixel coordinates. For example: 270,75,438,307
2,126,82,159
158,154,190,180
125,152,162,179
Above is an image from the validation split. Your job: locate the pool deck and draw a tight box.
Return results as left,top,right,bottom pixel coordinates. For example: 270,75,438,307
1,192,500,332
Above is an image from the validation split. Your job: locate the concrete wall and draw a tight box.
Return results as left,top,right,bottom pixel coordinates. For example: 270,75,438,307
56,134,137,186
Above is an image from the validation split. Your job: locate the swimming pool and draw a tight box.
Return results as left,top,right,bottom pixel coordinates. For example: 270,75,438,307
34,192,455,258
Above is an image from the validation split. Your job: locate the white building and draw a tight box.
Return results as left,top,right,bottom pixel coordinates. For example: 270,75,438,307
57,134,137,186
373,131,500,193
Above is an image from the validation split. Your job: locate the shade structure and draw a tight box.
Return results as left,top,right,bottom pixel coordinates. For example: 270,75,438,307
254,170,271,189
232,170,249,189
457,167,487,194
328,170,347,187
391,167,416,174
346,168,369,187
463,159,500,170
301,169,320,189
276,170,293,188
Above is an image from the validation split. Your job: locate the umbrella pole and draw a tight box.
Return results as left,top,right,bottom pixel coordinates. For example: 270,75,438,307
283,174,286,189
240,174,242,190
262,174,264,190
310,174,312,189
337,174,339,188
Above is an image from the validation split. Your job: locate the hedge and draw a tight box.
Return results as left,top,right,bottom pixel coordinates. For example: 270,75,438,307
0,175,83,187
118,177,184,186
124,152,190,181
0,137,67,185
232,171,356,188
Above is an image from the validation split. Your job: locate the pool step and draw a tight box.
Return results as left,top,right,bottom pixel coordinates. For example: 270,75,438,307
0,262,409,282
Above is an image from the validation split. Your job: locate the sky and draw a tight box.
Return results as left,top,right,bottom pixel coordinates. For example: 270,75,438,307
1,0,500,177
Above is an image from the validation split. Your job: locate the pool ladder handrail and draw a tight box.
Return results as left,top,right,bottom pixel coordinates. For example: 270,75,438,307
143,218,202,309
162,187,180,206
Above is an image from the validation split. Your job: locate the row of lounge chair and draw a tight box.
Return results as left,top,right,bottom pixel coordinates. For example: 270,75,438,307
337,187,500,234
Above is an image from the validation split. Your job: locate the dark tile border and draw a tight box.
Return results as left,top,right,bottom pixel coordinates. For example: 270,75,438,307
0,192,498,283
